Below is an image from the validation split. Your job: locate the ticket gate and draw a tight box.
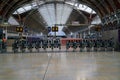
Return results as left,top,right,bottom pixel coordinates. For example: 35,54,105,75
54,39,61,50
106,39,114,51
49,40,54,50
80,40,87,52
72,41,78,51
66,40,72,51
19,40,27,53
12,39,20,53
42,40,48,50
86,40,94,51
27,42,34,52
11,38,114,53
35,41,41,52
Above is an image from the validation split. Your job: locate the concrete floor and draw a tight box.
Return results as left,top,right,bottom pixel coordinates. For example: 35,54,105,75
0,51,120,80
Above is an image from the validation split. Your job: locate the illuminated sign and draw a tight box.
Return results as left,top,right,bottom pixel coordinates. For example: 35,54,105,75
16,27,23,32
52,26,58,32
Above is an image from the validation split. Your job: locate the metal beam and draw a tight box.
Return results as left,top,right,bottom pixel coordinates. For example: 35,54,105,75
81,0,103,18
0,0,9,11
88,0,106,16
6,0,32,19
3,0,19,18
102,0,114,13
109,0,118,12
113,0,120,9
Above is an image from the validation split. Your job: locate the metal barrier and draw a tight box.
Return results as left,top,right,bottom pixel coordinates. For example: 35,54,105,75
0,38,115,53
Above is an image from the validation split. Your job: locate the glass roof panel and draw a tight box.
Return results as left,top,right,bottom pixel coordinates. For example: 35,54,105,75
46,4,55,25
8,16,19,25
56,3,63,24
65,2,96,14
13,5,33,14
38,3,73,26
12,0,97,36
38,5,52,26
13,0,96,14
31,2,37,7
61,4,73,24
23,4,32,11
16,8,25,14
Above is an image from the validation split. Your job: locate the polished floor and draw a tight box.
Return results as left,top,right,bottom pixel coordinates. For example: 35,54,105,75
0,51,120,80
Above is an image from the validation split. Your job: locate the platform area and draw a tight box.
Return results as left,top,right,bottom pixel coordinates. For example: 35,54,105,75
0,51,120,80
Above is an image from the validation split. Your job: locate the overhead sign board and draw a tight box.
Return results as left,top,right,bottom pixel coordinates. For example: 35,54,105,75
16,27,23,32
52,26,58,32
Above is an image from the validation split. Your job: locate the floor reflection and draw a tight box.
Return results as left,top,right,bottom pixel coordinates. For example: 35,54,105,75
0,52,120,80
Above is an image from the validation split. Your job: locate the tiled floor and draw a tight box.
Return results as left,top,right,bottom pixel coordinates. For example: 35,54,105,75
0,51,120,80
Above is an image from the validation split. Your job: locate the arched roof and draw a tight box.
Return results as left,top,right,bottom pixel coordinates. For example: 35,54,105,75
0,0,120,19
0,0,120,35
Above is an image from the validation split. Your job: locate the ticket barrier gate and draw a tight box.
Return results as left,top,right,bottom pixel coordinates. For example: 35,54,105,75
109,40,114,51
105,39,114,51
44,39,61,50
35,41,41,52
85,40,94,52
11,38,114,53
66,40,87,52
19,40,27,52
66,41,72,51
12,39,27,53
80,40,87,52
42,40,48,50
94,40,102,51
12,40,20,53
49,40,54,50
0,40,7,53
66,40,79,51
66,39,114,52
91,39,114,51
53,39,61,50
12,38,62,53
100,40,105,51
72,41,78,52
78,40,83,52
27,42,34,52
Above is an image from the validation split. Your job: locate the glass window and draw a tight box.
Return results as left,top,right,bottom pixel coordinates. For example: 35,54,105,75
38,3,73,26
13,0,96,15
13,0,96,26
65,1,96,14
23,4,32,11
16,8,25,14
61,4,73,24
13,4,34,14
38,5,52,26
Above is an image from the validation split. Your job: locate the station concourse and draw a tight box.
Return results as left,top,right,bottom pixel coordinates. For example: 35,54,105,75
0,0,120,80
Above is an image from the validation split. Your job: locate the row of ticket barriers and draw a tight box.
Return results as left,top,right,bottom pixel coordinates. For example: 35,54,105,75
12,38,61,53
0,38,115,53
66,39,114,51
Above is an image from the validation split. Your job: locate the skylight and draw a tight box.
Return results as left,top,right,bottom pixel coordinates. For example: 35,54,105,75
38,3,73,26
13,0,96,15
65,2,96,14
12,0,97,36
